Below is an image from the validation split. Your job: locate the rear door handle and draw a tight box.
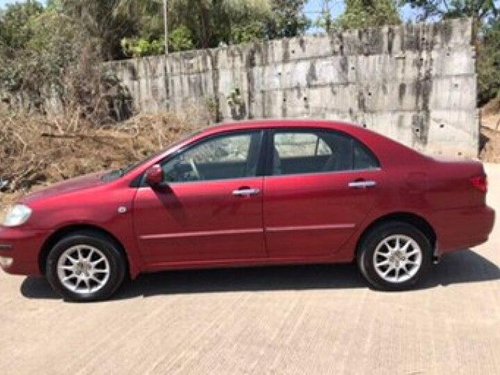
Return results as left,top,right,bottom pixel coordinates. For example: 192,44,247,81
232,188,261,197
348,180,377,189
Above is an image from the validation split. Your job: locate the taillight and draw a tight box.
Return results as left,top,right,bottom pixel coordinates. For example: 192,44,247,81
470,175,488,193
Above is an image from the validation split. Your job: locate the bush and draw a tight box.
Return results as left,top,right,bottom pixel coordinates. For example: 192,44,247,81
477,20,500,106
0,4,132,124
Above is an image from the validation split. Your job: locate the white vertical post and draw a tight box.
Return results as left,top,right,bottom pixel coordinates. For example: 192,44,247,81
163,0,169,56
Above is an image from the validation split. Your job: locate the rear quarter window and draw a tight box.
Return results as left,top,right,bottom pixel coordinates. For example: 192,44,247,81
353,141,379,170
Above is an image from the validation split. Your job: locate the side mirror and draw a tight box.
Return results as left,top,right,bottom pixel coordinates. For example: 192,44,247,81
144,164,164,187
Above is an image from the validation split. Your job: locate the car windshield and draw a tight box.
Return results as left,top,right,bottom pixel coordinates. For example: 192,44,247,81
101,129,202,182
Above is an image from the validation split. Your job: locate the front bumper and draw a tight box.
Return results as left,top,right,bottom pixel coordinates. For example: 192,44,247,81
0,226,49,276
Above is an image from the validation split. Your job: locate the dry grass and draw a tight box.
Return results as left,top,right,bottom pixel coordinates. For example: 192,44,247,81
0,109,204,204
480,98,500,163
480,127,500,163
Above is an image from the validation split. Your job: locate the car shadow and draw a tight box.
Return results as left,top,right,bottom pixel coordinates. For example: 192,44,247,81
20,249,500,301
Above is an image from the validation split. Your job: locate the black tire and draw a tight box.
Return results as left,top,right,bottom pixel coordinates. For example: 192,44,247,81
357,221,432,291
46,230,126,302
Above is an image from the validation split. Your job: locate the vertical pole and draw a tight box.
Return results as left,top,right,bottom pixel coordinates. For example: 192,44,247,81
322,0,331,33
164,0,169,56
163,0,170,111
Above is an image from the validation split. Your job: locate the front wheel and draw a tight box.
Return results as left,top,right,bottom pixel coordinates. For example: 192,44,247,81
357,221,432,291
46,231,126,302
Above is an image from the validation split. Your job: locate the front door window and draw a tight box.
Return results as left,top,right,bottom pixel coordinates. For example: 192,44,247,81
162,132,262,183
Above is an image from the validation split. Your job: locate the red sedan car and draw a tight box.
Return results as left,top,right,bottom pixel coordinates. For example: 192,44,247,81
0,120,495,301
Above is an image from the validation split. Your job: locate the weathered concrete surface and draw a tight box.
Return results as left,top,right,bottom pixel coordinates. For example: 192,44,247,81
0,166,498,374
108,18,479,158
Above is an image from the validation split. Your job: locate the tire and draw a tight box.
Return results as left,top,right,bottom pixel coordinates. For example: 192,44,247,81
357,221,432,291
46,230,126,302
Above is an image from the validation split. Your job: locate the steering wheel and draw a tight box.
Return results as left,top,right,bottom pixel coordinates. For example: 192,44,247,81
189,158,201,180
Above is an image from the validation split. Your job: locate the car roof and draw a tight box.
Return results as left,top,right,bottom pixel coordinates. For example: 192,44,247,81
195,119,427,167
198,119,384,148
204,119,363,133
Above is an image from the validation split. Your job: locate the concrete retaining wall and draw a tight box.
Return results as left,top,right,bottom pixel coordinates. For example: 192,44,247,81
107,18,479,157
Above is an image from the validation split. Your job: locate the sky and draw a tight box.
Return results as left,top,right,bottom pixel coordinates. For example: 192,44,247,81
305,0,419,24
0,0,42,8
0,0,21,7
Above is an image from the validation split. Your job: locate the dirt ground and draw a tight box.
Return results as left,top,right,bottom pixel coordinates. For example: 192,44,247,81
481,126,500,163
0,165,499,374
480,103,500,163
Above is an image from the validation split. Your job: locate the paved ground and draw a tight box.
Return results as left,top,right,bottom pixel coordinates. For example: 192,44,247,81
0,165,499,375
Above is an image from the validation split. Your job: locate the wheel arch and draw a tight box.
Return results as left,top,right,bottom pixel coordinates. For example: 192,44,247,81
356,212,437,257
39,224,130,276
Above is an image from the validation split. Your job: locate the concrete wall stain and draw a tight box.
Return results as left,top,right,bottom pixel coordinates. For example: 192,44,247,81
245,48,256,119
306,62,317,87
282,39,290,62
127,63,138,81
398,83,407,103
387,27,395,54
357,91,366,112
299,37,306,51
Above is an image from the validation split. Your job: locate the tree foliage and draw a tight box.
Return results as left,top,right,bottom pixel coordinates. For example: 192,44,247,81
0,1,44,51
40,1,309,58
0,1,131,120
266,0,310,38
314,0,335,33
400,0,498,23
0,3,82,107
477,18,500,104
339,0,402,29
114,0,309,57
58,0,140,60
166,0,271,49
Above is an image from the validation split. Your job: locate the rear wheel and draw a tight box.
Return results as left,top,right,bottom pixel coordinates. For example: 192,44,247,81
357,221,432,291
46,231,126,302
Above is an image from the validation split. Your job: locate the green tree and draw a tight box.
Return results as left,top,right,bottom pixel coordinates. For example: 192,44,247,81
339,0,402,29
59,0,140,60
0,1,131,120
266,0,310,38
400,0,498,24
314,0,335,33
114,0,164,41
86,0,274,56
0,1,44,51
0,2,55,102
477,18,500,104
118,0,309,56
1,0,310,60
167,0,272,49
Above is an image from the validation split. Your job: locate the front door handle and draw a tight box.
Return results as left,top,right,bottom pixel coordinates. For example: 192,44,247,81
232,188,261,197
348,180,377,189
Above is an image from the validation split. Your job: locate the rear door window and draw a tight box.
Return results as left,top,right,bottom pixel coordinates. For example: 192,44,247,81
271,129,379,176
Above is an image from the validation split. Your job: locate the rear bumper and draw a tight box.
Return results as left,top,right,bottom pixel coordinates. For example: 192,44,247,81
0,227,49,276
430,205,495,254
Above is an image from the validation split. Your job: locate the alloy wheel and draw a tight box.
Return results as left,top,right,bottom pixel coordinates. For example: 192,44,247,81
372,234,423,284
56,245,111,295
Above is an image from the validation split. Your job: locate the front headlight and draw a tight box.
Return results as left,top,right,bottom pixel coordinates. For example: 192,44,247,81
2,204,32,227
